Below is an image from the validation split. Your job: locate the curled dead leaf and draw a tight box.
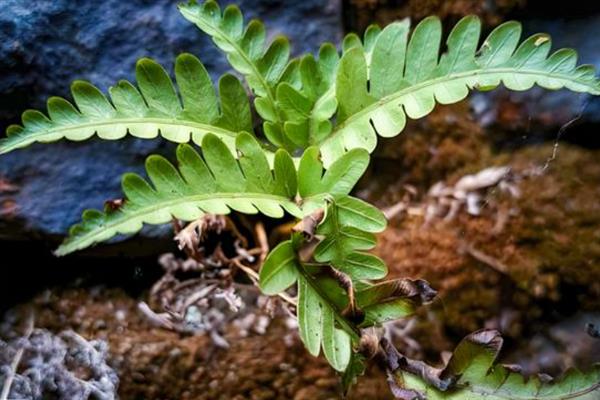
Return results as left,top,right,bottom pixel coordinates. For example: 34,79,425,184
292,207,325,239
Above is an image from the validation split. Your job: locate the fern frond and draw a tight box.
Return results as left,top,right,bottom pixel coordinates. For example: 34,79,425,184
260,196,436,373
55,133,299,256
0,54,254,155
260,237,435,372
259,238,356,372
179,0,297,149
56,142,371,256
319,17,600,166
397,330,600,399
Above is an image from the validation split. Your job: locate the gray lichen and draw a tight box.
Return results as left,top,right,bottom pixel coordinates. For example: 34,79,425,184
0,329,118,400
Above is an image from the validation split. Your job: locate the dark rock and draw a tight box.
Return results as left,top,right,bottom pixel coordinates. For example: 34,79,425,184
0,0,341,247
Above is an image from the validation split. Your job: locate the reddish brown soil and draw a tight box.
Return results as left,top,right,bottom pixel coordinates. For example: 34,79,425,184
346,0,525,34
5,287,393,399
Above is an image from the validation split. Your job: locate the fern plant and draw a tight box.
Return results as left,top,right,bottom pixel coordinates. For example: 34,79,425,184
2,1,599,397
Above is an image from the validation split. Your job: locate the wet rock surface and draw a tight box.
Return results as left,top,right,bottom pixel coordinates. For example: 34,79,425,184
472,15,600,148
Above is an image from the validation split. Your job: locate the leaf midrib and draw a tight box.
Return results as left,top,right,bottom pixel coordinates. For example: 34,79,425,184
59,191,334,254
58,192,299,253
21,117,237,138
296,264,361,342
336,201,382,228
1,117,241,154
192,14,281,124
321,67,600,149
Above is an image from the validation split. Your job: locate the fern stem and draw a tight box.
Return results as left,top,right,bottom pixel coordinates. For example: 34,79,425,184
206,26,281,125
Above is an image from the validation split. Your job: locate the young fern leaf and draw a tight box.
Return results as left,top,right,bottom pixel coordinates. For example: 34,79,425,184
276,44,340,148
277,23,385,151
314,195,388,280
319,16,600,166
395,330,600,399
178,0,298,150
0,54,254,155
55,133,301,256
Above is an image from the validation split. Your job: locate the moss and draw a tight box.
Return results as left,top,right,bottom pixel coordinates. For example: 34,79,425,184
372,143,600,348
344,0,526,34
361,102,492,202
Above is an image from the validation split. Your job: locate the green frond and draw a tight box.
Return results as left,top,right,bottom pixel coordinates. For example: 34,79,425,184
259,238,354,372
276,44,340,148
314,195,387,280
259,197,433,373
0,54,254,155
56,143,371,256
179,0,297,149
55,133,300,256
398,330,600,399
319,16,600,166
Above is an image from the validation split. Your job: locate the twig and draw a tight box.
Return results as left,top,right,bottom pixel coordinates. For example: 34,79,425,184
254,221,269,264
383,201,407,220
1,312,35,400
137,302,176,330
462,243,509,275
223,215,248,248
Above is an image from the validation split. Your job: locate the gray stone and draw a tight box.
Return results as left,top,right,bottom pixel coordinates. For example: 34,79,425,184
0,0,341,244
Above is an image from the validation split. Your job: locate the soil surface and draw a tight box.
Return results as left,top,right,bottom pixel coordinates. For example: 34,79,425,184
2,287,393,399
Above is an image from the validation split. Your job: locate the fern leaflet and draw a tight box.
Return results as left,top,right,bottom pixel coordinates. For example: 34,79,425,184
0,54,253,155
313,195,387,280
394,330,600,399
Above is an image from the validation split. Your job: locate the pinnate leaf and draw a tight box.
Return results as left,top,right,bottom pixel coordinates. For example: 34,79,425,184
0,54,254,154
319,16,600,166
56,133,302,256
